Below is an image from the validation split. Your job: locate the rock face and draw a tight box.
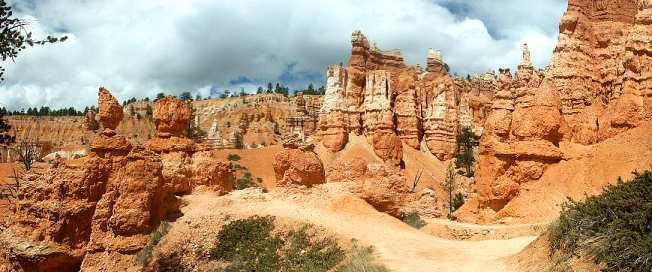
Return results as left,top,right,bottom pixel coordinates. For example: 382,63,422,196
83,110,99,131
153,96,193,137
317,32,494,163
550,0,652,144
0,88,235,272
458,0,652,222
148,96,195,153
97,87,123,131
273,138,326,187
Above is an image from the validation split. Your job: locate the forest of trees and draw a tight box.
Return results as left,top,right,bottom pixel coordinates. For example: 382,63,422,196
1,106,87,116
3,82,326,117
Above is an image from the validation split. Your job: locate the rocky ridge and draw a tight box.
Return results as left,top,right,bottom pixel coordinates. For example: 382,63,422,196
0,88,235,272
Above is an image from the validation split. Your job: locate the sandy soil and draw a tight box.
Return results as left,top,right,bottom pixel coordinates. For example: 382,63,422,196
165,186,537,272
209,146,284,189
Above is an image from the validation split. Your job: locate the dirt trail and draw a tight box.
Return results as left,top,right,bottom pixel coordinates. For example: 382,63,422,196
179,189,536,272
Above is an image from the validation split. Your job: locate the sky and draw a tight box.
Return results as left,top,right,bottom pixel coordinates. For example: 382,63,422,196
1,0,568,110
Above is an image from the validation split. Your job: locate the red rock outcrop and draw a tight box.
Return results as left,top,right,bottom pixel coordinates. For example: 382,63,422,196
0,88,235,272
84,110,99,131
148,96,195,153
547,0,652,144
97,87,123,131
457,0,652,223
318,32,494,164
153,96,192,137
273,138,326,187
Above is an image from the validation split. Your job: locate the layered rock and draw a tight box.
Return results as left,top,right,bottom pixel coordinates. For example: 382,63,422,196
547,0,652,144
317,65,349,152
0,88,235,272
456,44,564,222
318,32,492,163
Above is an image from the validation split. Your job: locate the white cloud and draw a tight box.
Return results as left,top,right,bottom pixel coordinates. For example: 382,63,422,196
0,0,567,110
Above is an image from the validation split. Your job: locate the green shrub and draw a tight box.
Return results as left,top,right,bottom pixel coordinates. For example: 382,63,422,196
235,171,255,190
402,210,426,229
549,170,652,272
452,193,465,212
280,226,345,271
210,216,282,272
211,216,345,272
227,154,241,161
336,242,391,272
136,221,171,266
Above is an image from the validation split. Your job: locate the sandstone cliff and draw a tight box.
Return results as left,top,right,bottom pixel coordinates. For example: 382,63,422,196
0,88,235,272
317,32,494,162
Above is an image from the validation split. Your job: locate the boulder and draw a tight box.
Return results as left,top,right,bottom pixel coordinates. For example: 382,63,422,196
153,96,193,136
97,87,123,131
273,143,325,187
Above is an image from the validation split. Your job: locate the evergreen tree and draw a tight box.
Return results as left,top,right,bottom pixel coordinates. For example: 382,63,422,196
267,82,273,93
0,1,67,80
442,163,457,219
0,112,14,146
155,92,165,101
257,86,263,94
455,127,480,177
179,91,193,101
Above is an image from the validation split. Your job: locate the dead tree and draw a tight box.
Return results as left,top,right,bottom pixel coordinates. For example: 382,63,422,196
14,139,39,171
411,169,424,193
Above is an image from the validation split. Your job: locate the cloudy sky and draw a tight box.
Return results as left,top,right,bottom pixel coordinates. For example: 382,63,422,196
1,0,567,110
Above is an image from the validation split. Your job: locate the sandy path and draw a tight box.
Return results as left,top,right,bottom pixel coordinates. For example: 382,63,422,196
180,191,536,272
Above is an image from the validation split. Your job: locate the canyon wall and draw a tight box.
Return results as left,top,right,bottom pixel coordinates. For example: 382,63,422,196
458,0,652,222
320,0,652,222
317,31,494,162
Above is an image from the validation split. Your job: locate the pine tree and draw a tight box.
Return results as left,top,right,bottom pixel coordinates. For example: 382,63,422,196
455,127,480,177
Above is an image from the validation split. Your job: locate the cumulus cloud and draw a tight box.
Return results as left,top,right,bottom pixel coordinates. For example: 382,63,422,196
0,0,567,110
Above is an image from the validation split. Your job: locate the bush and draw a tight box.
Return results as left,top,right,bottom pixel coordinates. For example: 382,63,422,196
210,216,345,272
452,193,465,212
402,210,426,229
227,154,241,161
235,171,255,190
549,170,652,272
136,221,171,266
336,241,391,272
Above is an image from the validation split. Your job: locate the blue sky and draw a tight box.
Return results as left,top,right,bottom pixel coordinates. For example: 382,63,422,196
1,0,567,110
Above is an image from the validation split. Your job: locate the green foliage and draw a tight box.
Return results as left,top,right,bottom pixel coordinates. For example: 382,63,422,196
179,91,193,101
549,170,652,272
145,104,153,117
233,131,244,149
0,112,14,146
211,216,283,272
336,242,391,272
402,210,426,229
135,221,171,266
235,171,254,190
186,123,206,140
0,1,67,80
227,154,241,161
210,216,345,272
452,193,465,212
7,106,84,116
155,92,165,101
455,127,480,177
280,226,345,271
442,163,457,219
